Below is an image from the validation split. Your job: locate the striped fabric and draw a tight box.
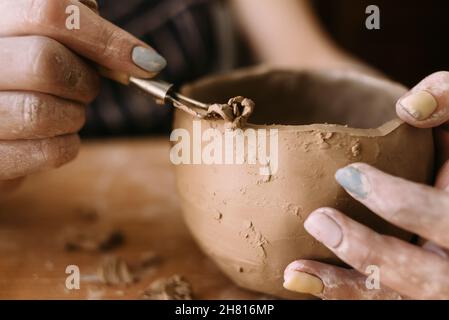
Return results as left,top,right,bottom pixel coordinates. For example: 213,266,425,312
82,0,235,137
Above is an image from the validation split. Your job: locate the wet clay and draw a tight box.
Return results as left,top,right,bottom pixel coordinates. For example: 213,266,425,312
97,256,134,286
96,253,162,287
141,275,193,300
174,67,434,299
174,96,255,129
204,96,255,129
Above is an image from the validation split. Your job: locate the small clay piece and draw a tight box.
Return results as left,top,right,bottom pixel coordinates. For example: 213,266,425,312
141,275,193,300
205,96,255,129
97,256,134,286
175,68,434,299
64,229,124,252
351,141,362,157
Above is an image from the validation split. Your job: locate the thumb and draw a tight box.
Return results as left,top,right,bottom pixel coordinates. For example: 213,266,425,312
284,260,404,300
396,71,449,128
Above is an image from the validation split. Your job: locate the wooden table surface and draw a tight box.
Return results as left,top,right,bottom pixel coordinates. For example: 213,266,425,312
0,138,266,300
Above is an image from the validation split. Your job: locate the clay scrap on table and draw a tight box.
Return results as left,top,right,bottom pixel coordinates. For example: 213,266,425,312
141,275,193,300
201,96,255,129
64,229,124,252
97,256,135,286
97,252,162,287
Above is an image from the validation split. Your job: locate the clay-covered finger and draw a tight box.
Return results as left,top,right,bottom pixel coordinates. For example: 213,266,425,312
396,71,449,127
0,36,99,103
283,260,403,300
0,135,80,180
335,163,449,248
304,207,449,299
0,0,166,78
0,92,85,140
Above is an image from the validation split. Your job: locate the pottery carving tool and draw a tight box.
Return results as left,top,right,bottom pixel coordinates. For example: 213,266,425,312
99,65,211,118
126,76,255,129
127,77,210,118
80,1,249,123
82,1,210,120
101,70,254,129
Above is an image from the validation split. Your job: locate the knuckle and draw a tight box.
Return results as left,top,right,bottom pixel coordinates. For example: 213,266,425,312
29,36,63,77
352,235,379,271
72,105,87,129
420,71,449,90
20,93,42,133
28,35,58,51
20,93,86,137
30,37,81,88
29,37,99,101
26,0,61,29
81,66,101,102
355,247,375,272
98,27,123,59
430,71,449,81
45,136,81,167
35,139,50,165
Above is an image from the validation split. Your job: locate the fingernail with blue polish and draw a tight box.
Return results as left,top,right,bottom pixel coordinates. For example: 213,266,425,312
335,166,370,198
132,46,167,73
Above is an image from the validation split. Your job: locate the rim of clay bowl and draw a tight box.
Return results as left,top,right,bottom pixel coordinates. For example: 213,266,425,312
182,66,408,138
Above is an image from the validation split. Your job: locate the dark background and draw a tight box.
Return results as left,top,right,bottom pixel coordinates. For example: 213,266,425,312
83,0,449,137
314,0,449,87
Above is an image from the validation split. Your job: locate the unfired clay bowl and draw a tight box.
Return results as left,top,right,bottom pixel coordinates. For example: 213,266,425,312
173,67,434,299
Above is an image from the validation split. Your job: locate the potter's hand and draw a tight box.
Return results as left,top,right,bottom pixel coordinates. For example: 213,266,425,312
0,0,166,194
283,163,449,300
395,71,449,187
283,71,449,300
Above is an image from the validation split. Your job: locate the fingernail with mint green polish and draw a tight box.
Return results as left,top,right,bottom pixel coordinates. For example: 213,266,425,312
132,46,167,73
335,166,370,198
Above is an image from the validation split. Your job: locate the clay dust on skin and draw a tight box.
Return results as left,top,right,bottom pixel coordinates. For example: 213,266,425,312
170,122,279,177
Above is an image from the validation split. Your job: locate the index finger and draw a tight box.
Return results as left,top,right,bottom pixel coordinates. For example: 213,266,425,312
0,0,166,78
335,163,449,249
303,208,449,299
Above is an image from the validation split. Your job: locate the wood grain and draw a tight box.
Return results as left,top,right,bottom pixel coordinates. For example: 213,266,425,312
0,138,266,299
